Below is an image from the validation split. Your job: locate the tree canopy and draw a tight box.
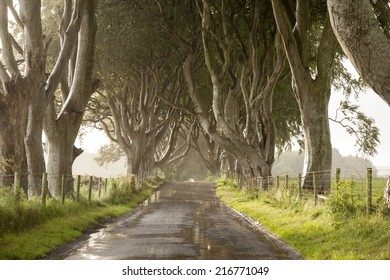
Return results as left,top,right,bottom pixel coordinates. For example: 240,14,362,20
0,0,385,198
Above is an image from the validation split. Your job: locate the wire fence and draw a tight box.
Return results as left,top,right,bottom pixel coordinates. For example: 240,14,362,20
224,167,390,213
0,170,159,207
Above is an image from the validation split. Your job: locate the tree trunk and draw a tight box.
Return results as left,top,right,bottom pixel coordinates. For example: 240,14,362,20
25,91,46,197
45,113,81,196
183,51,271,179
124,148,142,176
299,81,332,191
0,0,45,192
271,0,337,191
0,80,29,188
44,0,97,196
327,0,390,106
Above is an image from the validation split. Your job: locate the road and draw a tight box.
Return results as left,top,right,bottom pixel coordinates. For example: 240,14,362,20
58,182,302,260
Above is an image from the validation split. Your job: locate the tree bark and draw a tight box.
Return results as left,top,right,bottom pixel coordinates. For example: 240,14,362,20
0,84,29,182
25,92,46,197
0,0,44,193
194,0,283,180
45,113,80,196
299,81,332,191
44,0,97,196
20,0,47,197
272,0,337,191
327,0,390,106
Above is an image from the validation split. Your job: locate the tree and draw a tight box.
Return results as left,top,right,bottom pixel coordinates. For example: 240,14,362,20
327,0,390,106
96,65,186,175
271,0,338,191
329,100,380,157
157,0,291,183
94,142,124,168
88,0,191,175
0,0,48,194
190,123,222,175
44,0,98,195
0,0,97,197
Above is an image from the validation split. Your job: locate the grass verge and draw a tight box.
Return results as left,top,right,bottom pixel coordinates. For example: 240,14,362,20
216,177,390,260
0,177,162,259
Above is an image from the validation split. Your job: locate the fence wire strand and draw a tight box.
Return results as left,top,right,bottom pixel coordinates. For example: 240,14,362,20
224,168,390,210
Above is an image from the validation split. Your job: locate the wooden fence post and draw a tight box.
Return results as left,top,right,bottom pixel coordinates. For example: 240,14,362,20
13,172,21,201
98,177,102,198
76,175,81,201
367,168,373,215
285,175,289,189
61,175,66,204
41,173,48,207
336,168,341,193
313,172,318,206
88,176,93,202
276,176,280,189
105,178,108,194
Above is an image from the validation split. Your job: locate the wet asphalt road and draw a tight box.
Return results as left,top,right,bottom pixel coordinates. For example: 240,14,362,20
62,182,301,260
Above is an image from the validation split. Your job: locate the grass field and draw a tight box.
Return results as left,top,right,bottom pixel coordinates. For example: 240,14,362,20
0,177,163,259
216,177,390,260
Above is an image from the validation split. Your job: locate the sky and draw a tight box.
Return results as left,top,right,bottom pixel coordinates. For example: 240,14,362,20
329,88,390,168
328,61,390,169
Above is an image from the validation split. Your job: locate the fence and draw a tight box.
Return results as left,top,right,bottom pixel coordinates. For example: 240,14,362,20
224,168,390,214
0,170,157,207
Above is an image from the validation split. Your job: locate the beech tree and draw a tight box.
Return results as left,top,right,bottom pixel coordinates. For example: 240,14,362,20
95,65,186,175
44,0,97,195
0,0,47,191
271,0,338,191
157,0,291,183
190,123,222,175
0,0,97,197
327,0,390,106
88,0,191,176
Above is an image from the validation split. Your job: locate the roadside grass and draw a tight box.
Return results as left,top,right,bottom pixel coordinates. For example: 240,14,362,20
0,177,163,259
216,177,390,260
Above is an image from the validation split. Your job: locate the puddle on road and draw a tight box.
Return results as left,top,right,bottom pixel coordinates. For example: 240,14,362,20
180,215,236,259
60,182,297,260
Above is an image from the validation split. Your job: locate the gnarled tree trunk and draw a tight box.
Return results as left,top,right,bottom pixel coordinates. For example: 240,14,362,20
44,0,97,196
0,84,29,184
327,0,390,106
272,0,337,191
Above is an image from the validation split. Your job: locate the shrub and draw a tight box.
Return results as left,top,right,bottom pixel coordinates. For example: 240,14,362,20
325,179,362,219
105,178,136,205
262,185,307,211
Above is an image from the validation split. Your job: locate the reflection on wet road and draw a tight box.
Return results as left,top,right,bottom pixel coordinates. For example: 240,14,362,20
64,182,301,260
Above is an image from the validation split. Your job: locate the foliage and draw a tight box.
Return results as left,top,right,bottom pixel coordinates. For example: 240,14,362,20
272,148,376,176
0,176,162,238
325,179,360,218
0,186,93,238
329,101,380,156
105,178,135,205
94,142,124,167
0,176,163,259
0,159,14,173
216,178,390,259
262,185,308,212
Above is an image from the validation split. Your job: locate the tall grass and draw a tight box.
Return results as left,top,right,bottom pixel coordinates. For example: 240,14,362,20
0,176,163,238
216,177,390,259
